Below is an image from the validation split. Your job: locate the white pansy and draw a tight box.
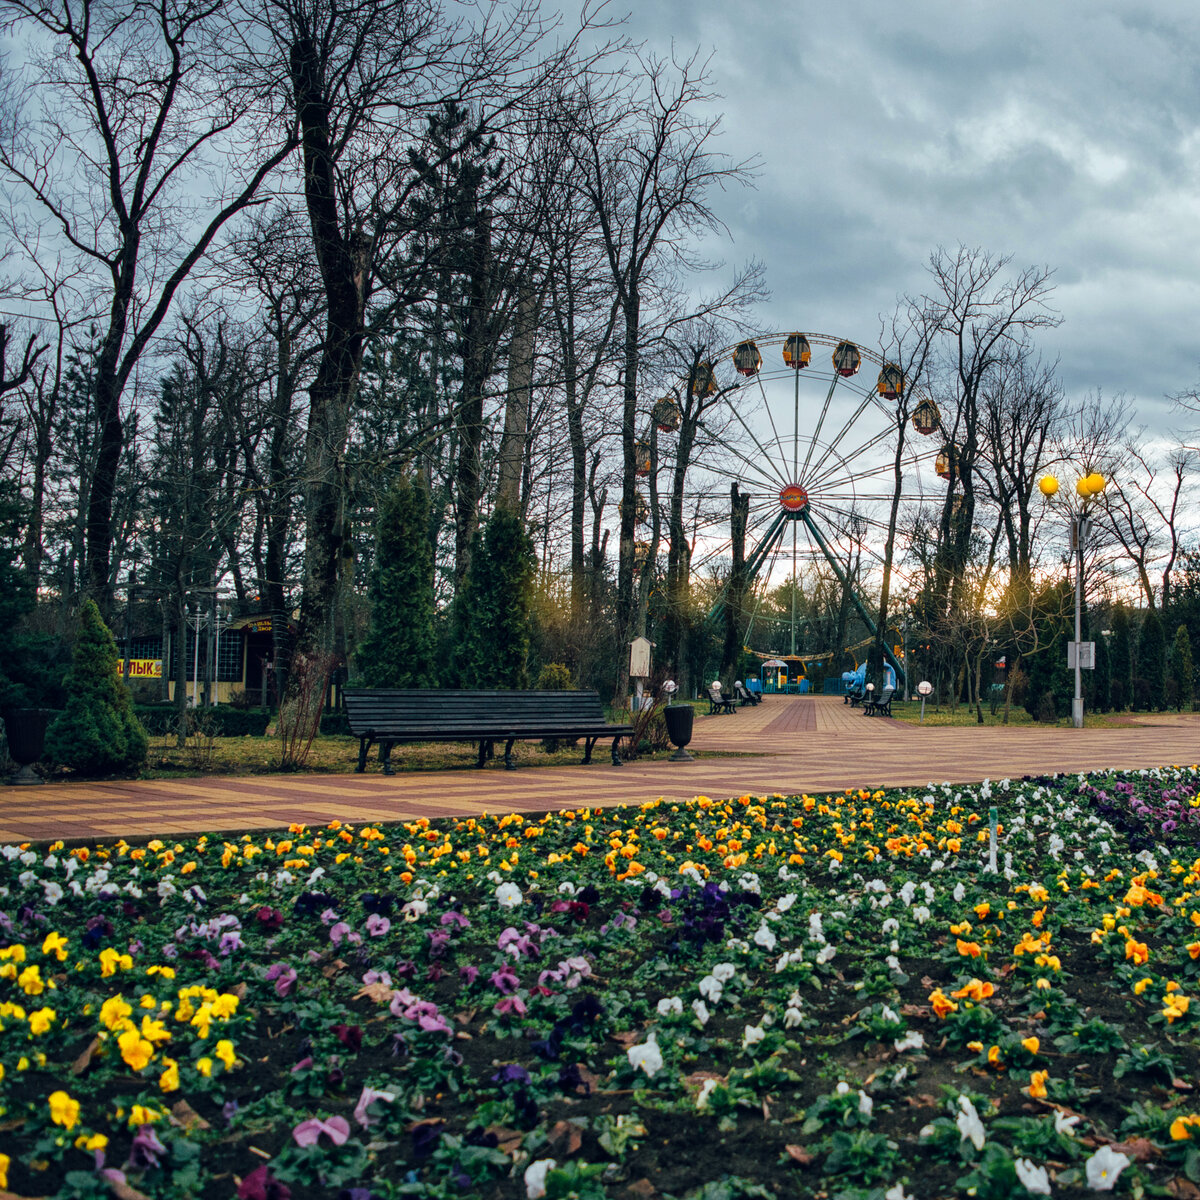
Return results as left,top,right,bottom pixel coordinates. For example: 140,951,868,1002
494,882,523,908
656,996,683,1016
1084,1145,1130,1191
783,1006,804,1029
698,976,723,1003
1053,1110,1081,1136
711,962,737,982
899,881,916,905
816,944,836,964
913,905,931,924
857,1090,873,1116
776,893,797,913
19,851,36,866
556,881,578,895
894,1031,925,1053
524,1159,557,1200
881,917,899,935
43,854,58,870
884,1185,914,1200
696,1078,719,1109
1014,1159,1051,1195
753,924,777,952
692,998,711,1026
42,881,63,905
741,1023,765,1051
956,1095,985,1151
627,1035,663,1077
836,1082,850,1095
953,883,966,902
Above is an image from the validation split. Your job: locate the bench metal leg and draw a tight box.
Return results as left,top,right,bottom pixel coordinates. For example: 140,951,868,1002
476,741,489,768
610,737,623,766
582,736,597,765
379,742,395,775
504,738,517,770
356,737,372,773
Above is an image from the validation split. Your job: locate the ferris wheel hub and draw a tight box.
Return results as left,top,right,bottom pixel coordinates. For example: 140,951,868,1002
779,483,809,513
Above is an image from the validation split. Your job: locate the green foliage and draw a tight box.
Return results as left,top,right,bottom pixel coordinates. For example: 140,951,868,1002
1092,619,1111,712
45,599,148,775
357,476,436,687
1110,603,1132,711
454,508,536,688
1170,622,1194,712
134,705,271,738
535,662,573,690
1022,581,1072,720
1137,606,1167,711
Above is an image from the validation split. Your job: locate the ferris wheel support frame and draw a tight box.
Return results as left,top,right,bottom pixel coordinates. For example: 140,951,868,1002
704,505,907,692
797,508,907,692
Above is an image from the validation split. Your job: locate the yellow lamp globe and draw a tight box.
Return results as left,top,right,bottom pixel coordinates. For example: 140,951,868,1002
1038,475,1059,497
1076,477,1092,497
1086,472,1106,494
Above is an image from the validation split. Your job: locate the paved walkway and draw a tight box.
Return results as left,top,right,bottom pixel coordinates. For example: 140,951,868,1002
4,696,1199,843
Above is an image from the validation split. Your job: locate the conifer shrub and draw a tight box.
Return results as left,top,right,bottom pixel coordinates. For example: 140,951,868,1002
45,599,148,775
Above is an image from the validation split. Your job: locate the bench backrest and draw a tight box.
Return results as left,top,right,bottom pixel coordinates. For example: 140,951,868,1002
343,688,610,734
734,682,750,700
708,682,724,702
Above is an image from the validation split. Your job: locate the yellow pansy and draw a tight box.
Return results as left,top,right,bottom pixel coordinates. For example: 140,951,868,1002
118,1028,155,1071
28,1007,56,1035
129,1105,161,1126
17,965,46,995
159,1058,180,1092
48,1090,81,1130
215,1039,237,1070
196,1057,213,1077
1021,1037,1040,1055
41,931,69,961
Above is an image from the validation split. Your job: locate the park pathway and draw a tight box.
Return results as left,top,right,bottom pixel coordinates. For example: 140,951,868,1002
3,696,1199,843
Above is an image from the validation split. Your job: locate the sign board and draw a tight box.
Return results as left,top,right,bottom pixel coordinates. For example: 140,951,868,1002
628,636,653,678
118,659,163,679
1067,641,1095,670
917,681,933,696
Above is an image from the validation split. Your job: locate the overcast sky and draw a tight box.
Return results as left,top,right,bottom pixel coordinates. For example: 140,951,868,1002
611,0,1200,438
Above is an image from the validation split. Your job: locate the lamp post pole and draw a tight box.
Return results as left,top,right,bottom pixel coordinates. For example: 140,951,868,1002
1072,513,1087,729
1040,470,1106,730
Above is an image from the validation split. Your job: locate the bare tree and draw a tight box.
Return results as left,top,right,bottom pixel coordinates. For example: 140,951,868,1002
0,0,297,608
569,48,758,700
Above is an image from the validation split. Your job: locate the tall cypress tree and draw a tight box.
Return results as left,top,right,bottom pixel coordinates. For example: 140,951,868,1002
357,476,436,687
45,599,148,775
457,508,535,688
1170,623,1195,712
1110,604,1132,711
1138,607,1167,711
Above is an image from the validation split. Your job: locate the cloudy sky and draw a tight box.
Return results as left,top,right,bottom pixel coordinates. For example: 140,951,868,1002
611,0,1200,438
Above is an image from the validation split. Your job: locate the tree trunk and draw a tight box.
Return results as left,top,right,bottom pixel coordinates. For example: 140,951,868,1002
497,280,536,513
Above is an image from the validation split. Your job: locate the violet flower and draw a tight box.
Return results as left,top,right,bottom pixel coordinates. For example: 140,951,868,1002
459,964,479,985
292,1115,351,1147
365,913,390,938
126,1125,167,1170
353,1086,396,1128
237,1165,292,1200
490,966,520,994
494,995,527,1017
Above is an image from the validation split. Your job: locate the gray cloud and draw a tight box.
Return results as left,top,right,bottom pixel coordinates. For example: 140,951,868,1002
615,0,1200,428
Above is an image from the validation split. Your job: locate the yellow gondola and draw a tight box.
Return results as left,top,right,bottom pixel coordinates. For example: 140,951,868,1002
782,333,811,369
876,363,904,400
732,340,762,377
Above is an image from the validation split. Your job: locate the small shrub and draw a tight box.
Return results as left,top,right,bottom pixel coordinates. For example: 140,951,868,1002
536,663,573,690
45,599,148,776
1035,693,1058,724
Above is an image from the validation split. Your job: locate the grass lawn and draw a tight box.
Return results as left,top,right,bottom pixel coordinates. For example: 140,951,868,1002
4,767,1200,1198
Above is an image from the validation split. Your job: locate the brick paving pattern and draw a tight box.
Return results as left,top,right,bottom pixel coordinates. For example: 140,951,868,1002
3,696,1199,843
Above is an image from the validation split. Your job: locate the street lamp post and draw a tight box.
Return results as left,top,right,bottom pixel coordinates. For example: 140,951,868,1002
1039,469,1108,729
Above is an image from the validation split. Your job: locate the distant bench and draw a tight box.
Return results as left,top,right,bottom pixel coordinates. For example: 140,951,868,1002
343,688,635,774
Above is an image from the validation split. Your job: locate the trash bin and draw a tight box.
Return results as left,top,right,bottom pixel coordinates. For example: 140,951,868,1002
664,704,694,762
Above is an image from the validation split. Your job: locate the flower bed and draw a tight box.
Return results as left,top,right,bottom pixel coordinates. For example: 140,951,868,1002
3,767,1200,1199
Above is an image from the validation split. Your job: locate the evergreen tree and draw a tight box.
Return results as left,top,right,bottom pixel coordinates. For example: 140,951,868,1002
1138,607,1167,711
1092,622,1112,713
45,599,148,774
1022,581,1073,720
1110,604,1132,711
1170,623,1195,712
456,508,535,688
356,476,436,687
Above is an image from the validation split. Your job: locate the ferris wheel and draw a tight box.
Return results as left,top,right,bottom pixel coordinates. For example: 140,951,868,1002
672,332,947,679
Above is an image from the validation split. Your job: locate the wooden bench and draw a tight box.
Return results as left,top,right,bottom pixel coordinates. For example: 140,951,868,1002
707,683,736,715
343,688,634,773
863,687,895,717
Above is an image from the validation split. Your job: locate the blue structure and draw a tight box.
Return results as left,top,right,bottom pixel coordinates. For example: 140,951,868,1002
839,661,896,695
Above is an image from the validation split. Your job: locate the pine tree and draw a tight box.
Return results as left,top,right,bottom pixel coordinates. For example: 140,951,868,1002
1138,607,1167,711
356,476,436,687
1170,623,1195,712
1092,622,1111,713
1110,604,1132,711
45,599,148,774
456,508,535,688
